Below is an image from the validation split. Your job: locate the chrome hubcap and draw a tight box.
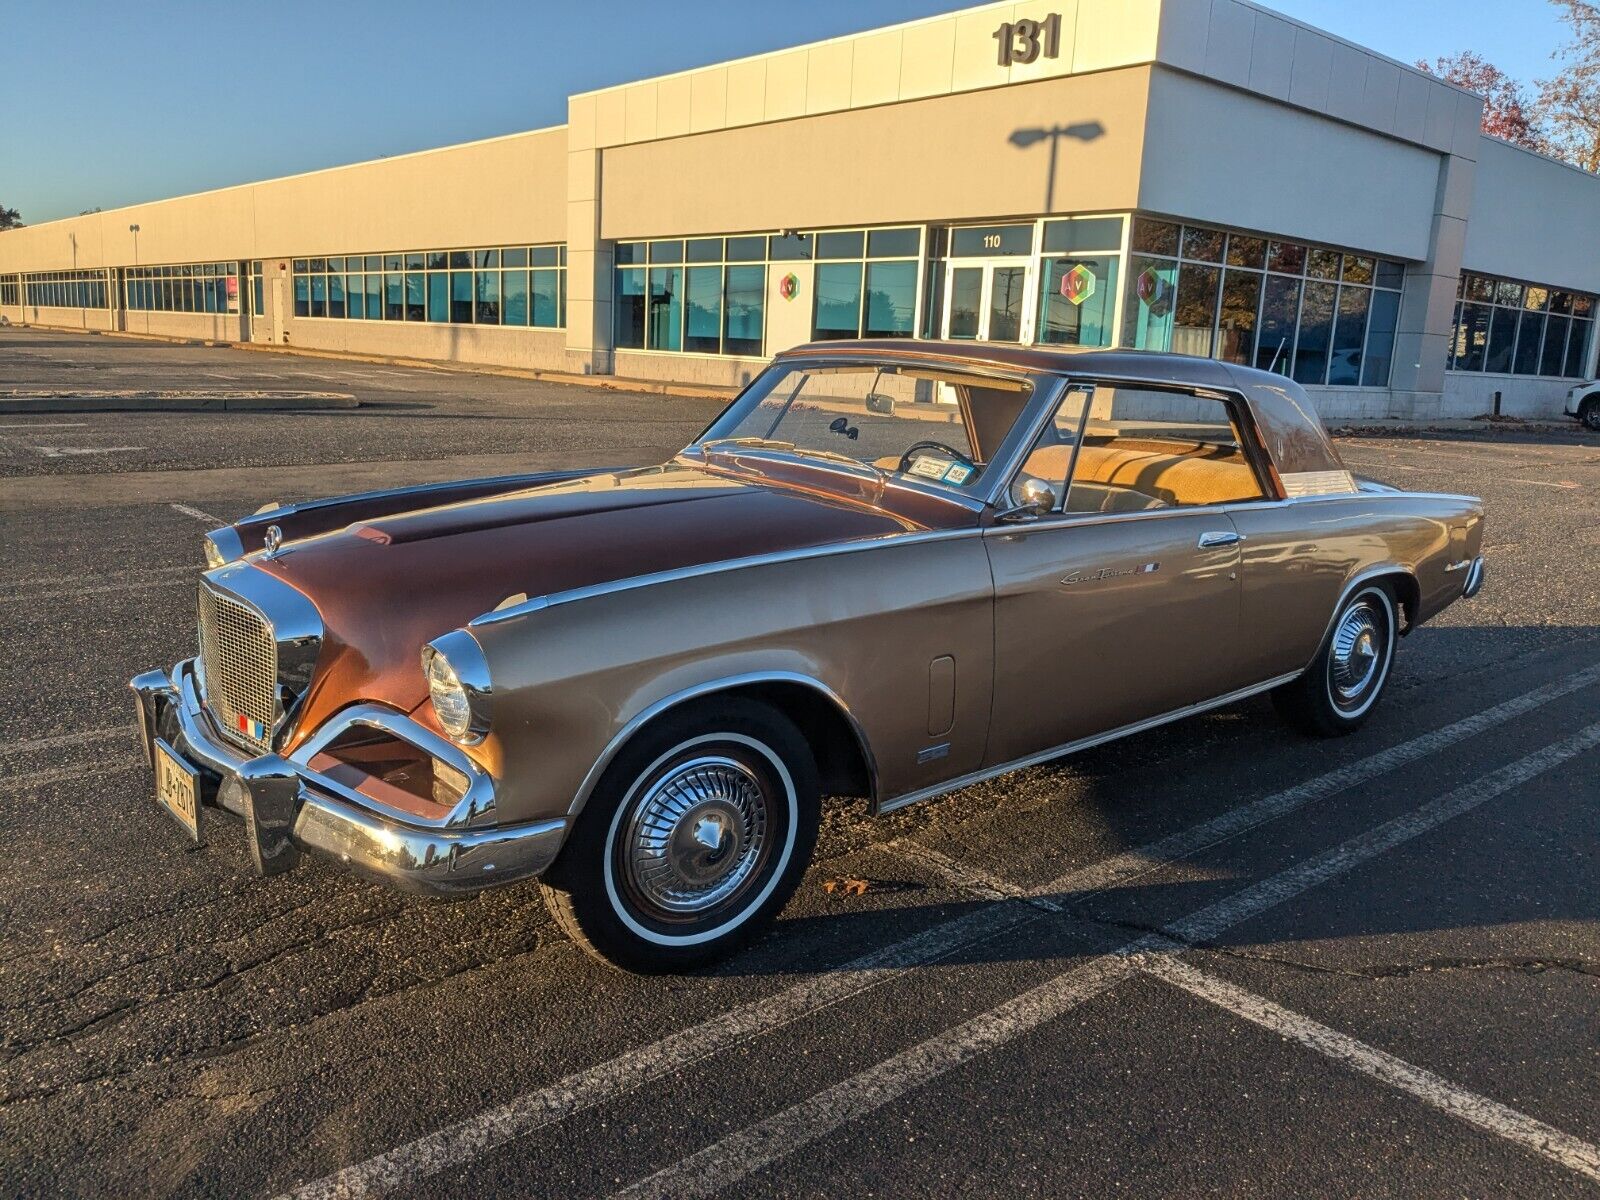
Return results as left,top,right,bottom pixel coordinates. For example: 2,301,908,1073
1330,602,1383,703
622,755,769,916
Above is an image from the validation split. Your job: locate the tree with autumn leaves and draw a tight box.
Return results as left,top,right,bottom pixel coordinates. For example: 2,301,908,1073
1419,0,1600,172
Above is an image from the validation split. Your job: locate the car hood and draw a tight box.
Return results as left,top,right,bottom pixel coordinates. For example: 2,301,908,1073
250,461,923,733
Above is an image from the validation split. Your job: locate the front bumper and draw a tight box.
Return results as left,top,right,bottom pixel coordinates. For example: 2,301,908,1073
129,660,566,895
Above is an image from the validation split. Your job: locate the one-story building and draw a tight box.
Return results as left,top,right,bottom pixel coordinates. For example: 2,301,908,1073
3,0,1597,419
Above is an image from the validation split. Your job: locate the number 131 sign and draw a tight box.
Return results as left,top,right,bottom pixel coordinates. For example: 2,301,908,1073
993,13,1063,66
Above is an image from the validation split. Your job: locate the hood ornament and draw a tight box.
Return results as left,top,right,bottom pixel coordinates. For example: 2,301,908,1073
263,525,284,557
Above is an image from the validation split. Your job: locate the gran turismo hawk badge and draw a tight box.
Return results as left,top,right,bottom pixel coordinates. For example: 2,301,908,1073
1060,562,1159,585
262,525,284,557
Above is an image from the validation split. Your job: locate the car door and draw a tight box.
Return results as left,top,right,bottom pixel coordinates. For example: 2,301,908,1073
982,381,1265,768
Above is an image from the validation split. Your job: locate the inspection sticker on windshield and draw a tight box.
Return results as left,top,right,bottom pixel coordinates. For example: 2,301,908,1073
943,463,973,485
909,456,951,480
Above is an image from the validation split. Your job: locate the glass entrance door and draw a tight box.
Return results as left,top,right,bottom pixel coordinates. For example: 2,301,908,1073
942,261,1033,343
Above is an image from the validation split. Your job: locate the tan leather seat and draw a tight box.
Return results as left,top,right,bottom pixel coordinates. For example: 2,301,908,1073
1019,439,1261,508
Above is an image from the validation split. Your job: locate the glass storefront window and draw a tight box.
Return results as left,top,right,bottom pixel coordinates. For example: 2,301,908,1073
1329,286,1369,385
723,265,765,356
1448,271,1597,379
615,268,646,348
647,266,682,351
863,261,917,339
1362,291,1401,387
1293,281,1335,384
1037,255,1118,348
502,270,528,325
531,270,560,327
1216,269,1262,365
813,262,863,340
1255,274,1301,375
684,267,722,353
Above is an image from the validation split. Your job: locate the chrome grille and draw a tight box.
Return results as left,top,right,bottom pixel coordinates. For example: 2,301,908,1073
198,582,277,754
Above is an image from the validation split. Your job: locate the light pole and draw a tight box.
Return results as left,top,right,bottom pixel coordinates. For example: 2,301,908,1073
127,224,141,328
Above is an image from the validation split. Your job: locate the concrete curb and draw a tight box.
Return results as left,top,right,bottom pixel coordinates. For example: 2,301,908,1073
3,321,738,401
0,389,359,413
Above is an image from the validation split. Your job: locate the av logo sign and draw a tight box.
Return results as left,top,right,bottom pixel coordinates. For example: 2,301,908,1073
1060,262,1096,306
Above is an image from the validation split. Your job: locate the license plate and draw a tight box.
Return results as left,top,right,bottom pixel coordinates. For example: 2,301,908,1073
154,738,202,844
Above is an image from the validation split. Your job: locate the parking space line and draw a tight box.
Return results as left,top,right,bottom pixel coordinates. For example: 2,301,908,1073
0,576,191,604
1141,955,1600,1183
0,726,131,760
612,721,1600,1200
169,502,227,526
282,671,1600,1200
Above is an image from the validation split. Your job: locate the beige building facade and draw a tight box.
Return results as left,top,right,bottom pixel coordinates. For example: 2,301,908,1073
3,0,1597,417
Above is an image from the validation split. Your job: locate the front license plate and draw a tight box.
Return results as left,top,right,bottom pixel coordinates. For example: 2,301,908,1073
153,738,202,844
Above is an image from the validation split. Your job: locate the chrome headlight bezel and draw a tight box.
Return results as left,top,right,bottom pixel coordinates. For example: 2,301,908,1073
422,630,493,744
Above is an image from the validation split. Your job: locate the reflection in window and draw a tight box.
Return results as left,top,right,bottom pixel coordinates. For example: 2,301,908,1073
724,266,766,356
684,266,722,353
1216,269,1261,365
1255,275,1301,375
1037,255,1118,348
814,262,864,340
864,261,917,338
286,245,565,327
1293,282,1335,384
615,268,646,349
648,266,682,351
1447,271,1597,379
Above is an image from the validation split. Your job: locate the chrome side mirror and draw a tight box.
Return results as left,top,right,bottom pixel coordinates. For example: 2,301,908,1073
996,476,1058,522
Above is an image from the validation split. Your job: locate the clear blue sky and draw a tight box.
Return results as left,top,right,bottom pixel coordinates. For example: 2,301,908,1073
0,0,1573,224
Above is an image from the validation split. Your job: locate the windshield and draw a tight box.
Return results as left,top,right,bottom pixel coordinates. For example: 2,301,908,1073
694,360,1037,494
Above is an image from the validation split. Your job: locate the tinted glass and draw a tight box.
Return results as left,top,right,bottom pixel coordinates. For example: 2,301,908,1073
1037,256,1117,348
1329,286,1369,385
950,224,1032,257
867,227,921,258
684,266,722,353
1182,226,1225,263
863,261,917,339
723,265,765,355
1216,269,1262,365
686,238,723,263
816,230,865,259
725,236,765,262
648,240,684,264
614,268,645,348
767,233,813,261
1255,274,1301,375
647,266,682,351
1130,218,1179,256
1293,281,1335,383
531,270,560,327
813,262,863,339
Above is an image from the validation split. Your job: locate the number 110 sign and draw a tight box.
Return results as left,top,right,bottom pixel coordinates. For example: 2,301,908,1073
993,13,1063,66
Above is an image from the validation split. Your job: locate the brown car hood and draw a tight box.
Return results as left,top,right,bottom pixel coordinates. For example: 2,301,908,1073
253,461,926,733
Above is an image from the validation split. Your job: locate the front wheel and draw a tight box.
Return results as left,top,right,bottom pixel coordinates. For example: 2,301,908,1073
1272,583,1398,737
1581,399,1600,433
540,700,820,973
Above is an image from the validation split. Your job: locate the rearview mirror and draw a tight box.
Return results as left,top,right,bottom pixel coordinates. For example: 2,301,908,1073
865,392,895,415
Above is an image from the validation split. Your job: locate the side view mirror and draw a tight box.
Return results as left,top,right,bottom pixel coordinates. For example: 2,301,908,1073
996,476,1058,522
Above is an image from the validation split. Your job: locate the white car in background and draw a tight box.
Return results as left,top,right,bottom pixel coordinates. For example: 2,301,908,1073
1567,380,1600,431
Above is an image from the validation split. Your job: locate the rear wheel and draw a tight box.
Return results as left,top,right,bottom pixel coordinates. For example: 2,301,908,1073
1272,583,1398,737
540,699,820,973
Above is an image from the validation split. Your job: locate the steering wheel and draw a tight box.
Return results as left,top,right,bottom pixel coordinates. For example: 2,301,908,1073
897,440,977,478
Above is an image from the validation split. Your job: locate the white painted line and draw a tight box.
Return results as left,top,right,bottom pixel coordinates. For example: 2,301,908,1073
1141,955,1600,1184
0,576,191,604
1505,478,1581,490
280,668,1600,1200
0,422,88,429
0,563,194,590
0,760,142,794
1046,660,1600,902
280,903,1039,1200
0,726,131,760
169,502,227,526
888,838,1063,913
30,445,144,458
611,721,1600,1199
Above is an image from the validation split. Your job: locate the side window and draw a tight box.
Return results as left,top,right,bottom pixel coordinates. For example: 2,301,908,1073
1063,386,1265,513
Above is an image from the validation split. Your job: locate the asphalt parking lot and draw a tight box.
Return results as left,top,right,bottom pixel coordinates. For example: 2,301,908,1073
2,327,1598,1199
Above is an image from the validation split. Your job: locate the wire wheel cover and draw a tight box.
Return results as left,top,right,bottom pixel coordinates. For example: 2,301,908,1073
1329,600,1385,705
621,755,771,917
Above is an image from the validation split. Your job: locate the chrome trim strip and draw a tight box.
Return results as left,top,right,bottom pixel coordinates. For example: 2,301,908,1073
566,670,879,818
1316,565,1418,646
1462,556,1485,599
472,526,981,625
244,467,614,523
877,671,1301,815
422,629,494,747
201,561,325,744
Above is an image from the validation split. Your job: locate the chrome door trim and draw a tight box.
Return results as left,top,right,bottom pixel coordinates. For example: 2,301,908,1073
876,670,1301,815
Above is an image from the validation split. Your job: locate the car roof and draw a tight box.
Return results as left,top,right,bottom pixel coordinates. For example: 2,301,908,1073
778,338,1262,390
775,338,1349,480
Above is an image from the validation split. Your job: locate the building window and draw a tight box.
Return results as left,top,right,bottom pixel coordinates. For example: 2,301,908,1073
24,268,112,310
122,263,236,314
611,226,920,357
1121,217,1405,388
286,245,565,328
1035,216,1124,348
1448,271,1595,379
1,275,21,306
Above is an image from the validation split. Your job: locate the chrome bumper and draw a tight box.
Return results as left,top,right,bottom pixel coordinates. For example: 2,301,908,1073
129,660,566,896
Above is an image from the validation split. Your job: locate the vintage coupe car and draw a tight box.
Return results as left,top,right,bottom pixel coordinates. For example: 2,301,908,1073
131,341,1485,971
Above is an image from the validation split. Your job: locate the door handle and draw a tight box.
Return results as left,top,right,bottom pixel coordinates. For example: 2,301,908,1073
1197,530,1242,549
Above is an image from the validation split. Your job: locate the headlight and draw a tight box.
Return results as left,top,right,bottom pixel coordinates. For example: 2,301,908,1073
422,631,492,743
